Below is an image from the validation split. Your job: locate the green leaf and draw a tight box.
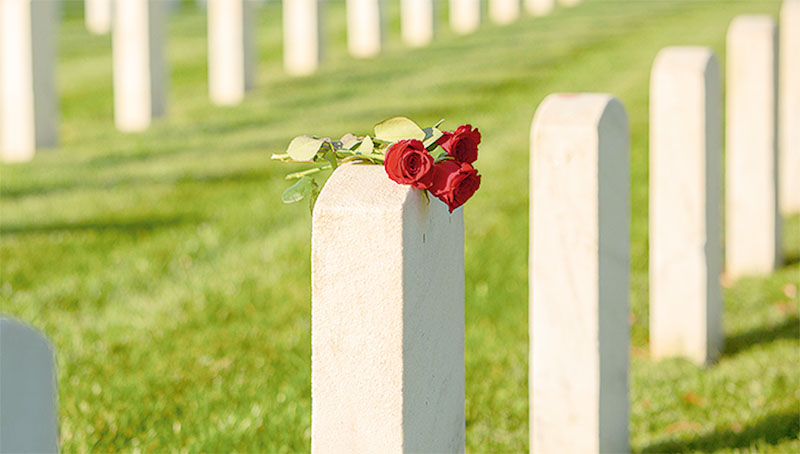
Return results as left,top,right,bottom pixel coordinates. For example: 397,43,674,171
374,117,425,141
281,176,317,204
287,136,325,161
355,136,374,155
423,127,443,149
340,133,359,150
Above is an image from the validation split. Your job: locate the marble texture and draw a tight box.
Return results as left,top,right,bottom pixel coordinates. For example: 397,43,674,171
207,0,255,105
649,47,723,365
0,317,59,454
780,0,800,214
726,15,781,279
113,0,167,132
530,93,630,454
401,0,434,47
346,0,383,58
311,165,465,453
449,0,480,35
489,0,519,25
283,0,323,75
0,0,58,162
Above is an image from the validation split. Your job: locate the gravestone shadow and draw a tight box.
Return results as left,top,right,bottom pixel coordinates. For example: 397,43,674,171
641,408,799,453
722,314,800,359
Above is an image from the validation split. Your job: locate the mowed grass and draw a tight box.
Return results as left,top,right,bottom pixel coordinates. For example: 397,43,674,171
1,0,798,452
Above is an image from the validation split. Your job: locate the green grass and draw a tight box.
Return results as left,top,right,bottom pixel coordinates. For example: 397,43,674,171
1,0,798,452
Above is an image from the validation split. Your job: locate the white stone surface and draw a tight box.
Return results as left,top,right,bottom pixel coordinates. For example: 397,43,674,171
0,0,58,163
489,0,519,25
0,317,59,454
283,0,322,76
525,0,554,16
207,0,255,105
530,93,630,454
401,0,434,48
113,0,166,132
726,15,781,279
346,0,382,58
449,0,480,35
649,47,723,366
85,0,112,34
781,0,800,214
311,165,465,453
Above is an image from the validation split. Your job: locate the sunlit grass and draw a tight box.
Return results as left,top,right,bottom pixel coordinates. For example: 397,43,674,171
1,0,797,452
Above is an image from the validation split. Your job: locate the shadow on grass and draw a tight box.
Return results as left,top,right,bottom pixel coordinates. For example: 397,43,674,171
0,215,198,236
783,250,800,268
722,315,800,359
641,408,800,453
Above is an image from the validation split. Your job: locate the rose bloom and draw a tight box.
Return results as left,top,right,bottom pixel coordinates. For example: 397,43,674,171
437,124,481,164
383,139,435,189
430,160,481,212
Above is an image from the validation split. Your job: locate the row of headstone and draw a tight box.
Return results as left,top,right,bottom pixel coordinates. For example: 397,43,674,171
310,5,799,452
650,9,798,368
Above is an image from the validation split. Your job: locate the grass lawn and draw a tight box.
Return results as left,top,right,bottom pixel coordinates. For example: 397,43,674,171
1,0,798,452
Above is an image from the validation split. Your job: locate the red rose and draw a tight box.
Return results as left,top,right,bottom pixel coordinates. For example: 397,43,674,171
436,124,481,164
383,139,435,189
430,160,481,212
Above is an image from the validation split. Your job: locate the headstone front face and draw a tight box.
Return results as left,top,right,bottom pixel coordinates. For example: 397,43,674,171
283,0,322,76
449,0,480,34
649,47,723,366
346,0,382,58
113,0,166,132
489,0,519,24
530,94,630,454
525,0,554,16
85,0,112,34
0,0,58,163
780,0,800,214
726,15,781,279
311,165,465,453
207,0,255,105
0,318,59,454
401,0,434,48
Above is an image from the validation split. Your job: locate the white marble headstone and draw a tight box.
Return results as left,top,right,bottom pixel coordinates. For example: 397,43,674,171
0,317,59,454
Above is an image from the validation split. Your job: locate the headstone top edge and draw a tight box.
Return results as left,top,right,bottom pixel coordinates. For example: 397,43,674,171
313,164,417,218
533,93,622,129
653,46,717,72
728,14,777,33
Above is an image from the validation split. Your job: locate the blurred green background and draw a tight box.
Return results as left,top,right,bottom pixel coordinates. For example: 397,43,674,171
0,0,798,452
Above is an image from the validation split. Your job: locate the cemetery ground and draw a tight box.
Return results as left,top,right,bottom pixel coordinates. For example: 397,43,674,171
1,0,798,452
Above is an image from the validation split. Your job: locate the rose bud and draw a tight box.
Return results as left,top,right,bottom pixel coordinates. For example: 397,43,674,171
430,160,482,212
383,139,436,190
436,124,481,164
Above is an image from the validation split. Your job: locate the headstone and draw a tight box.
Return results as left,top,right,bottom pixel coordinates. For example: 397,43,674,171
525,0,554,16
726,15,781,279
401,0,434,48
489,0,519,24
530,93,630,454
781,0,800,214
85,0,112,34
112,0,166,132
311,165,465,453
283,0,322,76
346,0,382,58
649,47,723,365
0,0,58,163
207,0,255,105
449,0,480,34
0,317,59,454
